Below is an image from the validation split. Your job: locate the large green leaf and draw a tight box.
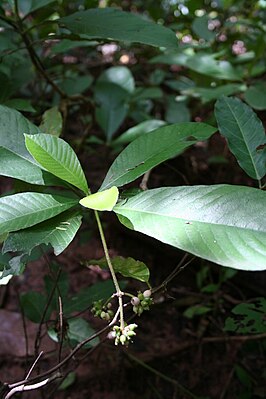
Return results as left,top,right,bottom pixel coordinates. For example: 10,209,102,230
100,123,216,190
94,82,129,141
151,52,241,81
3,210,82,256
114,185,266,271
113,119,166,145
90,256,150,283
0,192,78,235
59,8,178,50
64,280,126,315
20,291,49,323
192,15,216,41
0,105,60,185
67,318,99,348
215,96,266,180
25,134,89,194
244,83,266,110
19,0,56,15
98,66,135,94
183,84,246,104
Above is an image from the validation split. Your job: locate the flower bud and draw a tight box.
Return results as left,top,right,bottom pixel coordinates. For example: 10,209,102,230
107,331,116,340
120,334,127,344
143,289,152,298
100,311,106,319
131,296,140,306
128,323,138,331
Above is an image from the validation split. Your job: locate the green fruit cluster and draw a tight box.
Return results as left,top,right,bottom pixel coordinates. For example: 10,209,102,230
91,299,114,321
131,289,153,316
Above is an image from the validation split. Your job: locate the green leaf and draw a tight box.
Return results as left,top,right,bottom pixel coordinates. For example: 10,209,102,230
3,210,82,256
224,298,266,334
67,318,99,348
94,82,129,141
51,39,95,54
192,15,216,41
64,280,124,315
0,147,58,185
58,372,76,391
183,84,246,103
132,87,163,101
113,256,150,283
59,8,178,50
1,254,26,278
79,186,119,211
0,192,78,235
100,122,216,190
39,107,63,137
98,66,135,94
113,120,166,145
165,97,191,123
20,291,49,323
244,83,266,110
151,52,241,81
25,134,89,194
215,96,266,180
186,54,242,80
0,105,61,185
58,75,93,95
114,185,266,271
22,0,56,15
90,256,150,283
3,98,36,113
184,305,212,319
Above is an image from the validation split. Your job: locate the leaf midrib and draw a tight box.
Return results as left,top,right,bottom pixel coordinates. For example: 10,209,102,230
28,138,88,193
224,98,260,180
115,207,266,234
0,199,77,232
102,139,194,189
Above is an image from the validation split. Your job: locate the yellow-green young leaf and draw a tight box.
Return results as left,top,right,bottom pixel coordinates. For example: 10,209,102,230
79,186,119,211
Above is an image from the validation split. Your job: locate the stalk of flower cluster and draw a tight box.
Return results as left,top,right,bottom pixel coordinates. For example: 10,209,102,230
94,210,124,329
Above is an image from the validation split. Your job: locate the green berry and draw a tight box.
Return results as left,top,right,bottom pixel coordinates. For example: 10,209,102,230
120,334,127,344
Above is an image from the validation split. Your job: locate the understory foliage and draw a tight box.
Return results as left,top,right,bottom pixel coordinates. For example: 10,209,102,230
0,0,265,398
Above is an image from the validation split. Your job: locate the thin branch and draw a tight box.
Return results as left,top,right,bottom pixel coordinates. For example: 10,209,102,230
34,268,62,357
57,296,64,364
140,169,152,191
7,308,120,390
4,374,60,399
0,15,17,29
26,352,43,379
152,254,194,294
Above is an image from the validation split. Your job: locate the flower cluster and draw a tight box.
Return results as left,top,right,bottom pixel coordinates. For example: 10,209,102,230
91,299,114,321
108,323,138,346
131,289,153,316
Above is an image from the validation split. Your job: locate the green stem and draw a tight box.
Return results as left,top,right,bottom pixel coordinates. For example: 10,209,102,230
94,210,124,330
